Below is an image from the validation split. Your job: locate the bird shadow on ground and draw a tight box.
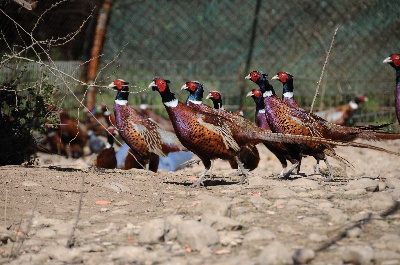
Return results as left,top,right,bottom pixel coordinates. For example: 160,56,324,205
164,179,239,187
48,165,81,172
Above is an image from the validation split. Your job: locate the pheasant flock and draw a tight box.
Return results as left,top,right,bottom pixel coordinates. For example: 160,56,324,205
40,53,400,187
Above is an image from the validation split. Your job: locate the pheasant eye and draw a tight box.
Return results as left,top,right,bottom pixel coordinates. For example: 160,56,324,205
394,55,400,67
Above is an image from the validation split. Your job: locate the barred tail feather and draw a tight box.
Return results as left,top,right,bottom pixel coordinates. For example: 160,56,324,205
256,130,400,157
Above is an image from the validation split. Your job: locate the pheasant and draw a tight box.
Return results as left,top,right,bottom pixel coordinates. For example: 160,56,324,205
139,103,175,133
93,127,118,169
246,88,302,177
88,129,106,154
150,78,390,186
271,71,368,126
186,87,260,171
383,53,400,125
109,79,187,173
271,71,400,142
247,70,400,180
314,95,368,126
124,147,159,171
58,111,88,158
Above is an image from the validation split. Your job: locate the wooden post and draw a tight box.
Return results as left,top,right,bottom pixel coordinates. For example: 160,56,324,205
86,0,113,111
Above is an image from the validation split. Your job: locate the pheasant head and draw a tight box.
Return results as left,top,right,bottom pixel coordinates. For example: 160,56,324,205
383,54,400,69
108,79,129,102
181,81,204,103
206,91,223,109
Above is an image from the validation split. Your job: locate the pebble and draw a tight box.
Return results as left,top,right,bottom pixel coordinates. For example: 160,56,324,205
34,228,56,238
138,218,166,244
339,245,374,265
292,248,315,264
346,178,379,192
249,196,272,209
373,234,400,252
108,246,147,263
177,220,219,251
100,207,109,212
367,193,397,211
243,229,276,244
385,177,400,189
201,214,242,231
309,233,328,242
374,250,400,264
277,224,299,235
102,182,130,193
346,226,362,238
258,241,294,265
324,208,349,223
218,230,243,246
197,195,231,217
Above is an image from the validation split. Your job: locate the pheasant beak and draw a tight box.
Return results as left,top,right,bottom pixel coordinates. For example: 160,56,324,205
180,84,188,90
383,57,392,64
148,81,157,91
246,91,254,97
108,82,116,89
206,93,213,99
271,75,279,80
244,74,251,80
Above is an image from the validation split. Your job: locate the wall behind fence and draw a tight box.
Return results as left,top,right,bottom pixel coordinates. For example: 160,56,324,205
99,0,399,128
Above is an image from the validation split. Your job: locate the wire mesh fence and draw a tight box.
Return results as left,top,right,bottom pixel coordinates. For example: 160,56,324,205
98,0,399,128
1,0,399,128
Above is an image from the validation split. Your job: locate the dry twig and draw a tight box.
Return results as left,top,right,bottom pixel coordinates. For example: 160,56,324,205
310,27,339,113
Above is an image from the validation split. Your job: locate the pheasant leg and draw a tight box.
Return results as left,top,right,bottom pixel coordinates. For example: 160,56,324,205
236,156,249,185
282,162,300,179
323,157,335,181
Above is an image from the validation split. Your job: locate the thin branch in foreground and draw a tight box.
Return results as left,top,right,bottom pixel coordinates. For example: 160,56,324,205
310,27,339,113
9,199,38,259
66,174,85,248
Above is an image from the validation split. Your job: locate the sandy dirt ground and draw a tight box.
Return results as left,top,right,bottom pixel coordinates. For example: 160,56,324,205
1,139,400,264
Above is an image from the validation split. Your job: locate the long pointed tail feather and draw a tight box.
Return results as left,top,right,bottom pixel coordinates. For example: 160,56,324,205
255,130,400,157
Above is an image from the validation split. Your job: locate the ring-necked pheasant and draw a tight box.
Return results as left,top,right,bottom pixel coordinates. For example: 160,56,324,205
314,95,368,125
181,82,260,172
150,78,392,186
383,53,400,125
271,71,400,142
93,127,118,169
247,70,400,180
246,88,302,177
202,89,260,171
272,71,368,125
109,79,187,172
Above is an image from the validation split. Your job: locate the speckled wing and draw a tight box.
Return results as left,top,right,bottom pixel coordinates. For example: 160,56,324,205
196,112,240,152
115,105,166,157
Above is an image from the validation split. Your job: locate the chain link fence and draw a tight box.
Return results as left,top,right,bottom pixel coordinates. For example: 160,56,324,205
1,0,399,128
100,0,400,128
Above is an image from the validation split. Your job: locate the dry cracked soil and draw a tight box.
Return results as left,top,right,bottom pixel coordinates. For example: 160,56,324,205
1,140,400,264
